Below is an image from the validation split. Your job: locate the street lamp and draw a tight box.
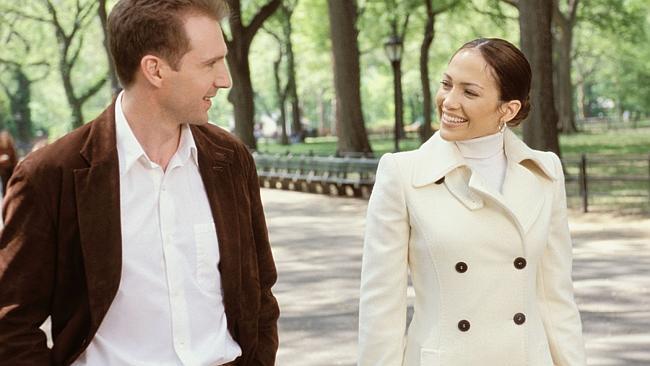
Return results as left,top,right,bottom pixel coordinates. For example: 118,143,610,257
384,33,404,152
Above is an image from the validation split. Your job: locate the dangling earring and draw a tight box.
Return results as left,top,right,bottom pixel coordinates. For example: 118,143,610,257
498,120,506,133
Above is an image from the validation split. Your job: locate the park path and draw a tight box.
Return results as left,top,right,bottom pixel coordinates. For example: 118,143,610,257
37,188,650,364
264,189,650,366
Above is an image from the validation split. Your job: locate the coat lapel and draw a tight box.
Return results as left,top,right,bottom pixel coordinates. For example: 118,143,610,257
412,133,483,210
73,104,123,332
500,129,557,235
191,126,241,324
411,130,557,237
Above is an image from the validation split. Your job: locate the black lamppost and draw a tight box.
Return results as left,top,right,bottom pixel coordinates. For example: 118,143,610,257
384,33,403,152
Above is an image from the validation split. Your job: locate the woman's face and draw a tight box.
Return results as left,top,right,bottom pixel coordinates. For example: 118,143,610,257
435,49,517,141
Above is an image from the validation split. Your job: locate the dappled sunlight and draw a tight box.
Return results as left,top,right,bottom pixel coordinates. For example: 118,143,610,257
263,189,650,365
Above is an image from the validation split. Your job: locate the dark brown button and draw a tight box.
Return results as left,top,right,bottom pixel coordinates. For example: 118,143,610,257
514,257,527,270
455,262,468,273
458,320,470,332
513,313,526,325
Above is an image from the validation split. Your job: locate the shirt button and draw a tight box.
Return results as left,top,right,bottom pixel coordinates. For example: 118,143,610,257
457,319,471,332
513,312,526,325
455,262,468,273
514,257,527,270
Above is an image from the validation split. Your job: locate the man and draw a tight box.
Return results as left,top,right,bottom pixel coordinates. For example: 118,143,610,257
0,0,279,365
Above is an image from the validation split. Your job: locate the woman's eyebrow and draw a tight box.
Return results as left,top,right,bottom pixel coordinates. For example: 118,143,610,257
443,74,484,89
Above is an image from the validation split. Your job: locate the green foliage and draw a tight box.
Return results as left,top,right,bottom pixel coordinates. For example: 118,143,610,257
0,0,646,147
257,126,650,157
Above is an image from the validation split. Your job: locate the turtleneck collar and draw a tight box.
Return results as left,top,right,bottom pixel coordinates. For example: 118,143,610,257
454,131,504,159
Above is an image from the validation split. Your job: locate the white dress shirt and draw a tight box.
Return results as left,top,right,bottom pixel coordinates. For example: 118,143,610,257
455,131,507,193
73,92,241,366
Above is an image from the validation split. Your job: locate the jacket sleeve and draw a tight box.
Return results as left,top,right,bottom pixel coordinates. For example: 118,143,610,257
358,153,410,365
244,151,279,365
536,153,586,366
0,161,55,365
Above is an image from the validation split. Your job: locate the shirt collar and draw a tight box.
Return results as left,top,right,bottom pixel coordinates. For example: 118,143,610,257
455,131,505,159
411,128,557,188
115,91,147,176
176,123,199,168
115,91,199,177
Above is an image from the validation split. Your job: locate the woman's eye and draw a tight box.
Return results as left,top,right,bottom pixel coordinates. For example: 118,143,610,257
465,90,479,97
440,80,452,88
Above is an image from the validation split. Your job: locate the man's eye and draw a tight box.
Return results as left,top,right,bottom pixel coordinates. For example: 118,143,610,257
440,80,451,88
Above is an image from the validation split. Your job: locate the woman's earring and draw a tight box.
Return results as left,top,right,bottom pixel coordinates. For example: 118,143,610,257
498,120,506,133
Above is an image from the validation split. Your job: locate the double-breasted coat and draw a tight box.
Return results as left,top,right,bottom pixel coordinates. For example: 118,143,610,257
358,130,586,366
0,103,279,365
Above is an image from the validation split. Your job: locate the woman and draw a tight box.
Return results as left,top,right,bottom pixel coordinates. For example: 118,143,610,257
358,38,585,366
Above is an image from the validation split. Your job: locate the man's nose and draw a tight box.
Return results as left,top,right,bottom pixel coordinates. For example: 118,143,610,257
214,63,232,89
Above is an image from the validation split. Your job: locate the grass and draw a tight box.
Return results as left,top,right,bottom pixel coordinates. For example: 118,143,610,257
255,127,650,213
256,126,650,157
560,128,650,156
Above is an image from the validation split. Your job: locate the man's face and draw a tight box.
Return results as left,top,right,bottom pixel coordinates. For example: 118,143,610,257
162,14,231,125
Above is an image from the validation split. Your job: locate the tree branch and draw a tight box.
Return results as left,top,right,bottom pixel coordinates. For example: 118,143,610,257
2,7,50,23
68,35,85,67
43,0,67,43
433,0,461,15
0,58,21,68
398,13,410,40
244,0,282,47
568,0,580,25
78,76,107,104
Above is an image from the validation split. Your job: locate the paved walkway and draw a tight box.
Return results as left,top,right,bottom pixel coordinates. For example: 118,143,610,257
264,189,650,366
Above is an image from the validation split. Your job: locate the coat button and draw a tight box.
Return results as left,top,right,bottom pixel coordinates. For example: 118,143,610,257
513,313,526,325
514,257,527,269
457,320,470,332
455,262,468,273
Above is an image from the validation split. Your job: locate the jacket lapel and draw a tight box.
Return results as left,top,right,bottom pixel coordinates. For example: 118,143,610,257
501,129,557,235
411,130,557,236
191,126,241,324
412,133,483,210
73,103,123,332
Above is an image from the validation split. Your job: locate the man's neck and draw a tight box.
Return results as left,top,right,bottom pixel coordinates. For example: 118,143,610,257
121,89,181,170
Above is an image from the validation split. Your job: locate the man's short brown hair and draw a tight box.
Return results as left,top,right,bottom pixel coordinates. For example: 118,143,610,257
107,0,229,88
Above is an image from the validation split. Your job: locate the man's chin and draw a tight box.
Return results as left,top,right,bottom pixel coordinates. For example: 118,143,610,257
187,117,210,126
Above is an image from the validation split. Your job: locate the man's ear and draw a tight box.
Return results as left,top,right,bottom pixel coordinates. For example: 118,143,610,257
139,55,165,88
499,100,522,123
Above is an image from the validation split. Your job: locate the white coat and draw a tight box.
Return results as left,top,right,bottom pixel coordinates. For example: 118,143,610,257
358,129,586,366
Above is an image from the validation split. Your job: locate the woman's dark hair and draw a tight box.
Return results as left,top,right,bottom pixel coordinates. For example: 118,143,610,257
455,38,532,126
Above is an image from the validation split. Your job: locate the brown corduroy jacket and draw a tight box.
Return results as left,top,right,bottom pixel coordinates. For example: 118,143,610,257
0,103,279,365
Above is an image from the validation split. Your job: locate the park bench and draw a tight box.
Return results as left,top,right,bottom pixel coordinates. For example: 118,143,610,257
252,153,379,198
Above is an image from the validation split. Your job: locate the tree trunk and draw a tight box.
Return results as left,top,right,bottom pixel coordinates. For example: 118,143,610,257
98,0,120,96
227,57,257,147
225,0,282,149
555,31,577,133
272,53,289,145
282,5,303,142
576,81,586,119
59,56,85,129
519,0,560,155
552,0,579,134
45,0,106,129
419,0,435,142
13,68,33,146
327,0,372,154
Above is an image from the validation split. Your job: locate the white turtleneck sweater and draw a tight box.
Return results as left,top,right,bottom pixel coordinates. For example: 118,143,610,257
455,131,507,193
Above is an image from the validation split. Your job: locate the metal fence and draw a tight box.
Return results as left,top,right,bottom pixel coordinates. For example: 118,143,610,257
563,153,650,213
254,152,650,213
